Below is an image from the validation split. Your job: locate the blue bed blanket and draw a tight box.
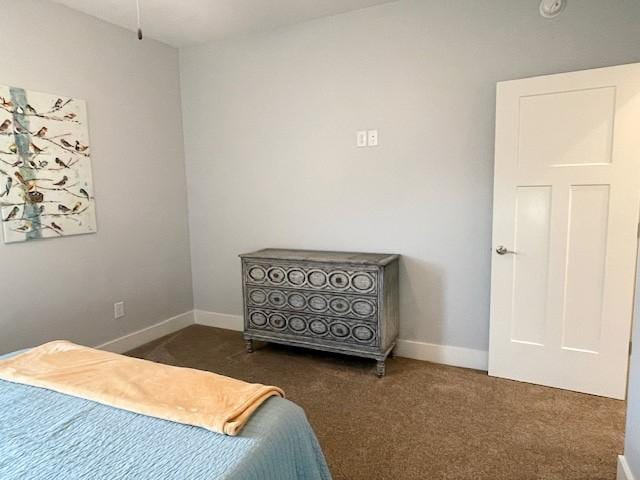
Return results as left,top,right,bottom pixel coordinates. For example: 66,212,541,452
0,353,331,480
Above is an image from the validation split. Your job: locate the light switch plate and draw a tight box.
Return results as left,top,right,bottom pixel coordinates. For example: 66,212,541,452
367,130,379,147
114,301,125,319
357,130,367,147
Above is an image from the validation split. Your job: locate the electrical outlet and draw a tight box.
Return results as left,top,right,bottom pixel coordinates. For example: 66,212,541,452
367,130,379,147
114,301,125,319
356,130,367,147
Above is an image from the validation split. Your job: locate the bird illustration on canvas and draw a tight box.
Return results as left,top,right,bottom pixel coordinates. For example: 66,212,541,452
0,177,11,197
72,202,82,213
14,122,29,134
60,139,73,148
4,206,18,221
25,104,37,115
0,97,13,108
51,222,62,231
53,175,68,187
75,140,88,152
55,157,68,168
64,112,76,120
52,98,63,110
15,220,32,232
31,142,45,154
58,204,70,213
8,144,17,154
79,188,90,200
0,119,10,132
14,172,25,184
35,127,48,137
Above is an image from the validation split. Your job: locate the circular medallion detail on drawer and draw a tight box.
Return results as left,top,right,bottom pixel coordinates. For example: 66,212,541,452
328,271,349,289
267,267,286,284
309,319,328,335
269,313,286,330
352,299,375,317
287,293,306,309
250,311,267,327
248,289,267,305
287,269,306,286
248,266,266,282
307,270,327,287
352,325,375,342
288,316,306,332
352,273,374,291
267,291,286,307
329,297,349,314
329,322,350,338
308,295,328,312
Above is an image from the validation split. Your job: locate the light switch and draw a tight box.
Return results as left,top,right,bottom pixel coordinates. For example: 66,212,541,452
357,131,367,147
114,301,125,319
367,130,379,147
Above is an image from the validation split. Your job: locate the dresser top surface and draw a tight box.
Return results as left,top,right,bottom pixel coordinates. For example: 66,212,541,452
239,248,400,266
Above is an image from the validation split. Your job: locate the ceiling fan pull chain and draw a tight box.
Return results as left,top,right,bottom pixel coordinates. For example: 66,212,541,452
136,0,143,40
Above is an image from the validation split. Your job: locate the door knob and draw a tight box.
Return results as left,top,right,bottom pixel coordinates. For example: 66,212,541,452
496,245,516,255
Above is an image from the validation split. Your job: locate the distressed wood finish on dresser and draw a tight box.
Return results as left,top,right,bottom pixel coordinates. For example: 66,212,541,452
240,249,400,376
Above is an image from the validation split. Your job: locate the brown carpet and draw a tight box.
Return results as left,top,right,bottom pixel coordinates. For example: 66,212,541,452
127,325,625,480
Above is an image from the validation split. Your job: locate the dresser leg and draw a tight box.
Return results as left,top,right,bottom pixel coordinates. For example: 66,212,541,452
245,339,254,353
376,359,386,378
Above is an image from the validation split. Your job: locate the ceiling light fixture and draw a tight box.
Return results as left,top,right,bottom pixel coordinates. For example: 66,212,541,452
136,0,143,40
539,0,566,18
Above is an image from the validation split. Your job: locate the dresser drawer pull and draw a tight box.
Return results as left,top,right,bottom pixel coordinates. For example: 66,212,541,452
268,313,287,330
268,292,286,307
329,322,350,338
267,267,286,284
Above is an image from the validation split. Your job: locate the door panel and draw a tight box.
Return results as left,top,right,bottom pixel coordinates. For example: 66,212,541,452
512,186,551,345
562,184,609,353
489,63,640,399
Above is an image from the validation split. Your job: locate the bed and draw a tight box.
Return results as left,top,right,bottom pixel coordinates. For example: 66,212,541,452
0,351,332,480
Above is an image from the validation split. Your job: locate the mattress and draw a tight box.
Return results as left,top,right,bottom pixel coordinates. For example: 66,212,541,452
0,351,332,480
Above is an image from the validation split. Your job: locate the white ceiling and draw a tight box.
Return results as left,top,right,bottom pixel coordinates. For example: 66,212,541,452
50,0,398,47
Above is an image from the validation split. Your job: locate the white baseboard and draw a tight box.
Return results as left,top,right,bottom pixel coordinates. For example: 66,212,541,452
95,311,194,354
618,455,636,480
395,339,488,371
193,309,488,371
194,310,243,331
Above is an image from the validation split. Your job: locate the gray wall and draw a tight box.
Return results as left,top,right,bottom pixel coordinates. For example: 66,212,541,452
623,247,640,476
0,0,193,353
180,0,640,352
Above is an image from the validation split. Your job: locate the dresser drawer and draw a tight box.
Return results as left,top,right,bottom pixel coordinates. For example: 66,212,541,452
246,287,377,321
246,308,378,346
244,262,378,295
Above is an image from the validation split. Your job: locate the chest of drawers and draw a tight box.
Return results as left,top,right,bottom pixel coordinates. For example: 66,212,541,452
240,248,400,376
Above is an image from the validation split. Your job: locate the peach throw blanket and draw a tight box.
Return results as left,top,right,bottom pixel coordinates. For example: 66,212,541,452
0,341,284,436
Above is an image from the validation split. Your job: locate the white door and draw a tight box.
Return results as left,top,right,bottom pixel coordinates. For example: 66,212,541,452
489,63,640,400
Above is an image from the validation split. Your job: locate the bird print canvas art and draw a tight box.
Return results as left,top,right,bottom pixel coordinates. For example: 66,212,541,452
0,85,96,243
